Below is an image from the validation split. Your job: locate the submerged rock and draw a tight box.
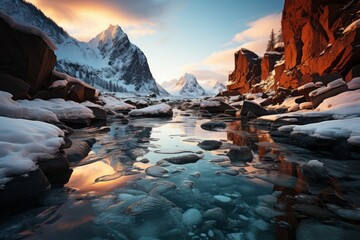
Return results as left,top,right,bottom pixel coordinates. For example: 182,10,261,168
198,140,222,150
201,121,226,131
204,207,227,224
255,206,284,219
163,154,202,165
327,204,360,221
150,180,177,195
296,219,359,240
226,232,246,240
126,195,175,216
182,208,203,227
226,146,254,162
145,166,169,178
0,169,50,208
214,195,232,203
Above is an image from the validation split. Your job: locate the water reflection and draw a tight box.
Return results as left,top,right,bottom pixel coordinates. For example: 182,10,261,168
2,111,360,240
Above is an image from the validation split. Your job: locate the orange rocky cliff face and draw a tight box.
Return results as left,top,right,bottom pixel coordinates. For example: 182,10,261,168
227,48,261,94
227,0,360,94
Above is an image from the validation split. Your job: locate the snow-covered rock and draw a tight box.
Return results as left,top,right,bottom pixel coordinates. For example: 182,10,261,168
166,73,207,97
0,0,162,95
0,116,64,185
99,95,136,111
289,118,360,145
0,91,95,122
17,98,95,120
129,103,173,117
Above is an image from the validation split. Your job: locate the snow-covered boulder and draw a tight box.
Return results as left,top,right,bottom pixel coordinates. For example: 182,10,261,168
0,116,64,186
129,103,173,118
309,78,348,107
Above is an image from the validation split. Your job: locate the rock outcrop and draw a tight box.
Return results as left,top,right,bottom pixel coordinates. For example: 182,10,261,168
0,13,56,98
279,0,360,89
228,49,261,94
228,0,360,94
261,52,283,81
0,13,97,102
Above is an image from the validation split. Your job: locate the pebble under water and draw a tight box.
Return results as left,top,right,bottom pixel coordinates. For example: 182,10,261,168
1,109,360,240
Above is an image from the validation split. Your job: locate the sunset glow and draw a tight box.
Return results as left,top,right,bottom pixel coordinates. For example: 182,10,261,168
26,0,283,84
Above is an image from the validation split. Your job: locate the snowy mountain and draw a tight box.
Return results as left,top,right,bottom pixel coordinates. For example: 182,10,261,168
166,73,207,96
211,82,227,95
201,80,227,96
0,0,162,95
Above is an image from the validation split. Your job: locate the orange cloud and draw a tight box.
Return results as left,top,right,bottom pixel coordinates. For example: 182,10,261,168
180,13,281,83
231,13,282,43
26,0,180,41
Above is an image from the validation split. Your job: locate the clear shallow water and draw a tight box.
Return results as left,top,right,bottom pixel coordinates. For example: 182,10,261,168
1,110,360,240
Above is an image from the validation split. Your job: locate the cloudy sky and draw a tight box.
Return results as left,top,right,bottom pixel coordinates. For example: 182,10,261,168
27,0,284,85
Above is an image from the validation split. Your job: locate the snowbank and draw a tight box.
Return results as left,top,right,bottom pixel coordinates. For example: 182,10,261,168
0,116,64,185
200,100,221,108
129,103,172,117
261,89,360,121
347,77,360,90
99,95,136,111
0,91,94,122
298,82,315,91
309,79,346,98
0,91,58,122
280,117,360,145
18,98,95,120
314,89,360,116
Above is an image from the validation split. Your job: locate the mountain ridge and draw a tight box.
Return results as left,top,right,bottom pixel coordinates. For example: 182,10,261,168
0,0,163,95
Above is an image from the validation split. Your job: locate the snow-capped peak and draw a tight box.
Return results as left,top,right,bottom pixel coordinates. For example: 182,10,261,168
89,24,125,49
176,73,196,88
167,73,207,97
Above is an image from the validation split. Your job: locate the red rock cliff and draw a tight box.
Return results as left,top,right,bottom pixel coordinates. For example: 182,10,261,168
228,0,360,93
279,0,360,89
228,48,261,94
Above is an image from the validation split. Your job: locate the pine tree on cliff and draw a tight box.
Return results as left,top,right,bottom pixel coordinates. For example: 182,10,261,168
266,29,276,51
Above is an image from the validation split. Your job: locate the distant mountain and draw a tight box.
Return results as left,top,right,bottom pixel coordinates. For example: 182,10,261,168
201,80,227,96
211,82,227,95
166,73,207,96
0,0,163,95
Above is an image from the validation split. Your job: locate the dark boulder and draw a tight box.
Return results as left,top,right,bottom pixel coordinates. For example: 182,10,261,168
226,146,254,162
0,13,56,96
201,121,227,131
0,71,30,99
0,168,50,208
163,154,202,165
198,140,222,150
64,139,95,162
240,100,268,117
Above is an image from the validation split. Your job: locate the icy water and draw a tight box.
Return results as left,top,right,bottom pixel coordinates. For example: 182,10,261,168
1,109,360,240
